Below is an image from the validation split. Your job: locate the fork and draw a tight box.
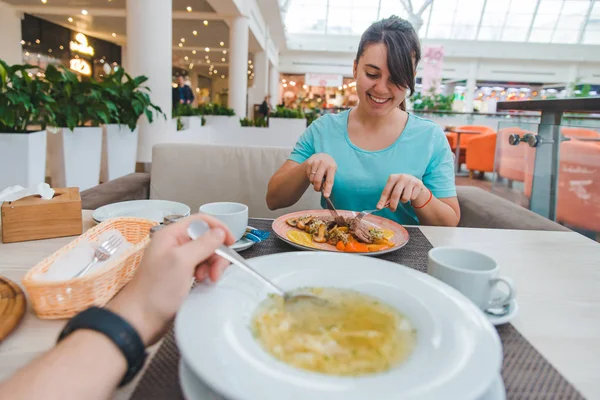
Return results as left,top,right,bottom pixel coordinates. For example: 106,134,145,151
355,202,390,223
73,235,123,278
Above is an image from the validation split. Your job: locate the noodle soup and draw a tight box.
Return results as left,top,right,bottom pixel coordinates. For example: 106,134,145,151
251,287,416,376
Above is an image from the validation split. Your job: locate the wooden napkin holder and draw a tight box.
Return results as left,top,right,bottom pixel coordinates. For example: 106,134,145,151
1,187,83,243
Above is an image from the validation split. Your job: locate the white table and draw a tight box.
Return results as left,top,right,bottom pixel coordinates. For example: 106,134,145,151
1,211,600,399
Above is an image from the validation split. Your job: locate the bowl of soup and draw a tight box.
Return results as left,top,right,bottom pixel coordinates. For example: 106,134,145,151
175,252,501,400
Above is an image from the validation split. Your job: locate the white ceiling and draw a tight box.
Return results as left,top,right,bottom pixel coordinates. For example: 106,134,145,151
6,0,261,79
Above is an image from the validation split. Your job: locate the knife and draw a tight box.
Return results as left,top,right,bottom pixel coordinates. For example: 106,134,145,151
323,192,346,226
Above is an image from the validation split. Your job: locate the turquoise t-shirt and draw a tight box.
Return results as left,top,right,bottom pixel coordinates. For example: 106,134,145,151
288,110,456,225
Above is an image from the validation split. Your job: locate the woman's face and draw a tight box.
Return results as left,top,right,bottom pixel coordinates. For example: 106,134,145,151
353,43,409,117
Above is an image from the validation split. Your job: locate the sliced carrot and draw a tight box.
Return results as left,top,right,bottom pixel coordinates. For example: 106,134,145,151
336,241,345,251
374,238,395,247
346,242,369,253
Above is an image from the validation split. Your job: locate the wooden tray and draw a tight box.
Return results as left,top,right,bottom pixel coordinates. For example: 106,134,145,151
0,276,26,341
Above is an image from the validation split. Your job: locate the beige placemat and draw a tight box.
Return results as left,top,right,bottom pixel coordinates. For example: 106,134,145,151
130,221,584,400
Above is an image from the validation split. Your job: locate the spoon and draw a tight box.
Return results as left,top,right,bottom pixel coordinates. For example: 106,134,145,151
186,220,327,306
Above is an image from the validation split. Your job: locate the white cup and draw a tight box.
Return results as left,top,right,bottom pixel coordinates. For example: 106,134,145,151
199,202,249,242
427,247,515,311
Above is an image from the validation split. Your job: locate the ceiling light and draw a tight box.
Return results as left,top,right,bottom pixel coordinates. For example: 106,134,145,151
81,9,88,15
203,20,208,26
112,33,116,37
205,55,209,59
210,65,214,69
343,84,347,89
282,79,286,83
35,39,40,44
25,51,29,56
68,17,73,22
221,58,225,62
221,75,225,78
20,40,25,45
193,30,197,36
189,63,194,69
214,70,217,74
338,86,342,90
283,83,288,88
192,50,196,54
178,43,183,47
248,71,251,75
223,50,227,55
41,0,47,3
184,56,189,60
248,60,252,64
290,81,296,86
249,65,253,69
205,47,210,52
181,38,185,42
59,45,64,49
186,6,192,12
220,42,224,46
303,85,308,89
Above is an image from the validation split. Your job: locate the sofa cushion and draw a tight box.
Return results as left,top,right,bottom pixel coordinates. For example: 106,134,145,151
81,172,151,210
150,143,321,218
457,186,569,231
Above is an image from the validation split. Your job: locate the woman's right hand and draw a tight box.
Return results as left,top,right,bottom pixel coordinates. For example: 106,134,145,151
304,153,337,197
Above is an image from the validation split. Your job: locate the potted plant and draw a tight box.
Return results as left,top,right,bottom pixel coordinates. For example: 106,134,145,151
99,68,163,182
0,60,54,190
44,65,117,190
173,103,202,131
198,102,237,130
269,105,307,132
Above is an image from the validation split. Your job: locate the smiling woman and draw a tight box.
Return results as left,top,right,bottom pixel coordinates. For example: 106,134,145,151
266,16,460,227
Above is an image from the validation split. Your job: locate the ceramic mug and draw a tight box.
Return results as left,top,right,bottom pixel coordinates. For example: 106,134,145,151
427,247,515,311
199,202,248,242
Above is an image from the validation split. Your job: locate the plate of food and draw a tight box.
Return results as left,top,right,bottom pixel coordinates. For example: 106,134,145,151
272,210,409,255
175,252,502,400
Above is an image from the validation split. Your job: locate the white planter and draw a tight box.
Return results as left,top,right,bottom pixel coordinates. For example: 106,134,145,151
0,130,47,190
47,127,102,191
269,117,307,132
100,124,139,183
203,115,238,130
179,116,203,131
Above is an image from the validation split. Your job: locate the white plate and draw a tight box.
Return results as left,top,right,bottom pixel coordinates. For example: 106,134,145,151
92,200,190,223
180,358,506,400
230,226,257,252
175,252,502,400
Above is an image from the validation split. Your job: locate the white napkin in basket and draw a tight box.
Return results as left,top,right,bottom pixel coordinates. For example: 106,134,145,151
37,229,133,281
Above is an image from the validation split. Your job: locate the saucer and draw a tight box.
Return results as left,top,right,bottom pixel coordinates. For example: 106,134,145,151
485,285,519,325
486,298,519,326
229,226,257,252
179,358,506,400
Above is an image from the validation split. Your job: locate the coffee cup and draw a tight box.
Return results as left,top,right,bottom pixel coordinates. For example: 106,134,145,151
199,202,248,242
427,247,515,311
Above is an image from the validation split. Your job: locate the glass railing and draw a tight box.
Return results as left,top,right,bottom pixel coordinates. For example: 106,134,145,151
491,98,600,241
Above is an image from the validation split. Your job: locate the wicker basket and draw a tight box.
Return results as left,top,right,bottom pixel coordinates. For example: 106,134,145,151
22,217,158,319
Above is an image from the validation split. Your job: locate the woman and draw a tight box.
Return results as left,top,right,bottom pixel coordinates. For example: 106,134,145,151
267,16,459,226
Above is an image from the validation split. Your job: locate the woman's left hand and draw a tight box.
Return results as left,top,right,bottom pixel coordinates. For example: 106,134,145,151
377,174,430,211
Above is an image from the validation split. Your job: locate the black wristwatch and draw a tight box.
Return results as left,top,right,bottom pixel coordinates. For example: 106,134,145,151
57,306,148,387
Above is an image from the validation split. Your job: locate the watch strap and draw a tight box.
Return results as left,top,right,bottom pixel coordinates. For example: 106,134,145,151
57,306,147,387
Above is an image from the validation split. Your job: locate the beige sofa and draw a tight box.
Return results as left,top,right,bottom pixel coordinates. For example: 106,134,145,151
81,143,569,231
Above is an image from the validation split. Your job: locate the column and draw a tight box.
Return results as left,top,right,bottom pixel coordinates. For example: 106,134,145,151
228,16,249,118
464,61,478,112
269,64,280,109
0,1,22,65
253,51,269,103
126,0,173,163
120,44,128,71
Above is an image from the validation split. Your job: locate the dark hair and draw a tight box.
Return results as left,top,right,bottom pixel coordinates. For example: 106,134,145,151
356,16,421,111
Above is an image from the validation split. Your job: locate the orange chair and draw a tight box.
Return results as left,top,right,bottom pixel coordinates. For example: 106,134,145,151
561,127,600,140
465,132,497,175
556,140,600,232
447,125,495,167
